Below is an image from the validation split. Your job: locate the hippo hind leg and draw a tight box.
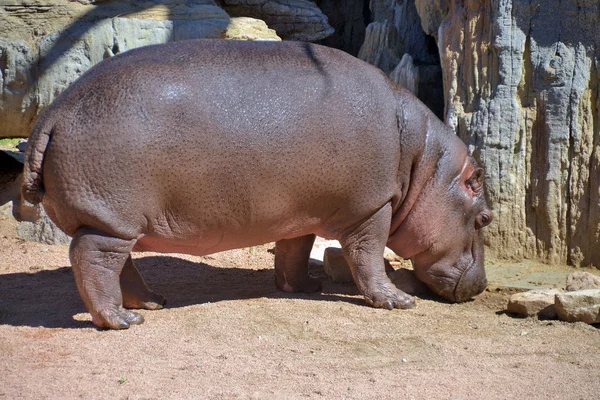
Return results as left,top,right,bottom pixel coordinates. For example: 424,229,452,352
120,256,166,310
69,227,144,329
274,234,322,293
339,203,415,310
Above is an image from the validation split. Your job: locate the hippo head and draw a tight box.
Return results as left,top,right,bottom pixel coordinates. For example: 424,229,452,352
388,145,493,303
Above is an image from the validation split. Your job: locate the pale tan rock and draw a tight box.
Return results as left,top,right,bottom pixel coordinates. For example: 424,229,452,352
323,247,353,283
222,17,281,41
309,238,340,263
555,290,600,324
507,289,561,319
383,247,402,263
565,271,600,292
221,0,333,41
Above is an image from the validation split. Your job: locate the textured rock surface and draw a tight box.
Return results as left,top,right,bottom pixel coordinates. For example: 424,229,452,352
322,247,394,284
359,0,443,117
316,0,367,56
388,268,430,296
420,0,600,268
390,53,419,94
0,0,230,138
17,210,71,245
506,289,561,319
221,0,334,41
221,17,281,40
566,271,600,292
555,290,600,324
323,247,354,283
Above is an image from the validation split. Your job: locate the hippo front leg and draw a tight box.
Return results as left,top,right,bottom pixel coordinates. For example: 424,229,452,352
339,204,415,310
69,227,144,329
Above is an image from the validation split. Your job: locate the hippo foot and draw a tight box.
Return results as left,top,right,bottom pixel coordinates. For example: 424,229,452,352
364,285,415,310
122,291,166,310
92,307,145,330
276,276,322,293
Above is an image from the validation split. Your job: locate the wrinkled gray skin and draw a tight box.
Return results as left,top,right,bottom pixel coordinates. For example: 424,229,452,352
20,39,492,329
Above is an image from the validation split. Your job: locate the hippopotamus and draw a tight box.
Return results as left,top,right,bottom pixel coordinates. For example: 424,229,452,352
20,39,492,329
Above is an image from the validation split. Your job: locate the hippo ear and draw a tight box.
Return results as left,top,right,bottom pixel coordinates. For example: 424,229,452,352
465,168,484,194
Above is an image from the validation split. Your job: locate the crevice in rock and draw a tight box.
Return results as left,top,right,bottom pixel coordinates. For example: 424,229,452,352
357,0,445,119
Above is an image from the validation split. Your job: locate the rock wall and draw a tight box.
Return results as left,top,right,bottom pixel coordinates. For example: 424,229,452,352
416,0,600,267
358,0,444,118
0,0,324,139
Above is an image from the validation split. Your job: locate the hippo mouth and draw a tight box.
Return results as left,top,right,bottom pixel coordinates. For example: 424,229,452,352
413,234,487,303
452,259,488,302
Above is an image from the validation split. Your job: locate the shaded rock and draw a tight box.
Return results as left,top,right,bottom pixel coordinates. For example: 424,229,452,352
388,268,430,296
309,238,341,263
221,17,281,40
17,209,71,246
507,289,561,319
221,0,334,41
323,247,353,283
0,152,23,208
0,39,38,138
415,0,449,39
316,0,367,56
555,290,600,324
565,271,600,292
390,53,419,94
16,140,27,152
323,247,393,284
358,20,402,73
358,0,443,118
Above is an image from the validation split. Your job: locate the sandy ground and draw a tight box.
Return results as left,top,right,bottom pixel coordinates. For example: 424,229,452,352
1,211,599,399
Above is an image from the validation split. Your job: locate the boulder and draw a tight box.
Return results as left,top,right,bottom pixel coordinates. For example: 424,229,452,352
565,271,600,292
221,17,281,41
555,290,600,324
17,210,71,246
221,0,334,42
323,247,353,283
388,268,430,296
358,20,403,74
506,289,561,319
390,54,419,95
323,247,393,284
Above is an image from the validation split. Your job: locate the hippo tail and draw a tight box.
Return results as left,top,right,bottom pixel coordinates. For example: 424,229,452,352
22,114,54,205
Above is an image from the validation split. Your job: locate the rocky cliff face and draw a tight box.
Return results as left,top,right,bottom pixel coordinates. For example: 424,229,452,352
357,0,600,268
0,0,326,139
424,0,600,268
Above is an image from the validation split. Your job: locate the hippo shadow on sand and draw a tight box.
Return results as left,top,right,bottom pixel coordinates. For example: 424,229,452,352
0,254,411,329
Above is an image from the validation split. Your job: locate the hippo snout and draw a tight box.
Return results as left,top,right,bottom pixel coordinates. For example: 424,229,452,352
452,260,487,303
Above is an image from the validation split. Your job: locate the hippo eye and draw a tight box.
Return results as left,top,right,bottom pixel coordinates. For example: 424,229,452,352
476,213,492,229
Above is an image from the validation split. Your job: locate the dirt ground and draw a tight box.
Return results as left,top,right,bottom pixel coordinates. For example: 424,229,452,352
1,211,599,400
